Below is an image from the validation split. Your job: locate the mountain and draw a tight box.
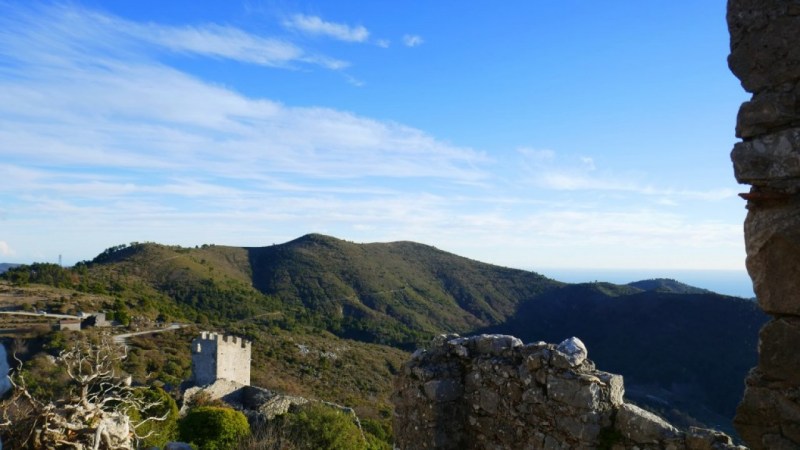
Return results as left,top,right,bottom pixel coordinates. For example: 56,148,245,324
1,234,767,435
628,278,712,294
20,234,559,348
0,263,19,274
243,234,560,346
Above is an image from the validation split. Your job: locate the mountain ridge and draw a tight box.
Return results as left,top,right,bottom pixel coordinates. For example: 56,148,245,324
0,263,19,274
1,234,767,435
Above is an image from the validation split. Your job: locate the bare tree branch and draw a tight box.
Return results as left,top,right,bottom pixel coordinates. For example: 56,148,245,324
0,336,173,449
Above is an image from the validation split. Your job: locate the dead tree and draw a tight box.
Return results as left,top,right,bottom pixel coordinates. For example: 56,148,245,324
1,336,170,449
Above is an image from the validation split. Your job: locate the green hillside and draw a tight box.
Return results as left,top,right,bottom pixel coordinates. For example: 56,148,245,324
244,234,560,346
29,234,560,348
628,278,712,294
1,234,768,437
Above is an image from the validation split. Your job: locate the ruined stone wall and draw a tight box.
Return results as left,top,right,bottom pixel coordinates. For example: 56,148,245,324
727,1,800,448
191,332,251,386
393,334,742,450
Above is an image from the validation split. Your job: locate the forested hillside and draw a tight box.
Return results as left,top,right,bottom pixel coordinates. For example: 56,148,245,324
0,234,767,436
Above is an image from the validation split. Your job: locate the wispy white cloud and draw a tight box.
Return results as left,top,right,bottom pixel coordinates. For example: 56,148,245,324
0,3,744,271
283,14,369,43
516,147,737,201
518,147,555,163
0,4,487,185
0,1,490,263
376,39,391,48
0,3,347,71
0,241,14,257
403,34,424,47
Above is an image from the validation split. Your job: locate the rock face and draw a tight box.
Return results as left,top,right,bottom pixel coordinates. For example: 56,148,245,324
728,1,800,448
392,334,743,450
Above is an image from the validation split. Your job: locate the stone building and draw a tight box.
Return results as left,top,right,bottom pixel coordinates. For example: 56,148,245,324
56,318,82,331
191,331,251,386
184,332,315,422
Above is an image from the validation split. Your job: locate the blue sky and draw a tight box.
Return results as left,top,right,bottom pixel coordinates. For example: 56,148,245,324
0,1,751,273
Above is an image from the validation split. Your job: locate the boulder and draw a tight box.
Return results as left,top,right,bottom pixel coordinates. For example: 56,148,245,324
552,337,588,368
615,403,680,444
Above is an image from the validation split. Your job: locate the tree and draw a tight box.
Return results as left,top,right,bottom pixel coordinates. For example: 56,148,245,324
0,336,173,449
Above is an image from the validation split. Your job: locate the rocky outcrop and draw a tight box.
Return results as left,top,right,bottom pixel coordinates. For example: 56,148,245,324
393,334,743,450
182,379,309,420
728,1,800,448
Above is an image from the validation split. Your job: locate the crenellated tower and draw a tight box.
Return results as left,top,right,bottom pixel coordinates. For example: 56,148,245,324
191,331,251,386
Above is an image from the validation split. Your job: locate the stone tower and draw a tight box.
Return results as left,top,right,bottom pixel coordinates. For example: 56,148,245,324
191,331,252,386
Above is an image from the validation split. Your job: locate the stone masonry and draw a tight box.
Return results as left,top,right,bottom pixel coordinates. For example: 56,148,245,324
727,1,800,448
393,334,743,450
191,331,251,386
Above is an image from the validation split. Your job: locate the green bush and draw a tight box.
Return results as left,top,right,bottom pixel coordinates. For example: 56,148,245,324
129,386,179,448
178,406,250,450
281,403,368,450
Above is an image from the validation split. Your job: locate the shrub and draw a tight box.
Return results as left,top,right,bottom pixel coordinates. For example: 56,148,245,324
281,403,367,450
178,406,250,450
129,386,179,448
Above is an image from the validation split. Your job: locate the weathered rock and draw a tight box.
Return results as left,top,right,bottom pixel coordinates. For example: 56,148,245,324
685,427,741,450
552,337,588,368
736,93,800,139
424,378,463,403
393,334,738,449
472,334,523,355
547,374,601,410
743,207,800,315
757,318,800,382
616,403,680,444
727,0,800,95
732,128,800,186
729,1,800,447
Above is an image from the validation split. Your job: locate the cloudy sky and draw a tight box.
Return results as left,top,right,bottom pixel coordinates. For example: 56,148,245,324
0,1,750,274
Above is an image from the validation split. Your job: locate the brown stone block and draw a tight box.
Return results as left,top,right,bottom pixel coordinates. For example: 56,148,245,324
736,384,782,449
732,128,800,186
759,318,800,381
736,91,800,139
744,213,800,314
728,0,800,94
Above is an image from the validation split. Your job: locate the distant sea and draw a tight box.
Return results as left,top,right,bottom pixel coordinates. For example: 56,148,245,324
538,268,755,299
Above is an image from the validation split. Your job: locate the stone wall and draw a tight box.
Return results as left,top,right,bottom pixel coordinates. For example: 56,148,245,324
191,332,251,386
393,334,743,450
727,1,800,448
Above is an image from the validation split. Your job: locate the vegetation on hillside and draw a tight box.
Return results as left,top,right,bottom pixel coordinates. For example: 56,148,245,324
2,235,562,348
0,234,768,441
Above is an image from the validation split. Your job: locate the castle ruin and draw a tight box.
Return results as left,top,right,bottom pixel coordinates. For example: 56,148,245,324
392,334,742,450
191,331,251,387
